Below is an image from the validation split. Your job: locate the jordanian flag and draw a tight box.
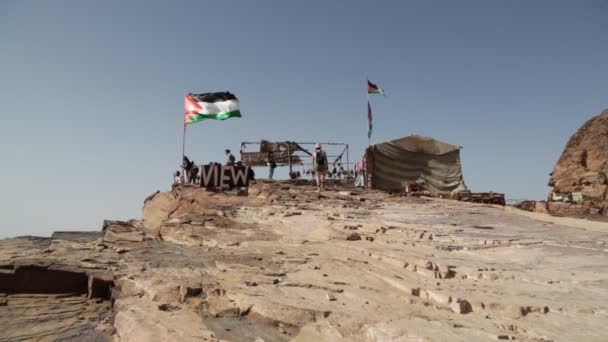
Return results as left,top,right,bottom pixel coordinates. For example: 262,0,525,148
367,80,385,96
184,92,241,125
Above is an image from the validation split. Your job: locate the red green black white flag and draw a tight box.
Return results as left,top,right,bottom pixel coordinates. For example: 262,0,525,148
184,92,241,125
367,80,385,96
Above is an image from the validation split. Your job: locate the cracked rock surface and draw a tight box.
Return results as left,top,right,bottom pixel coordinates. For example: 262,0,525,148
2,182,608,341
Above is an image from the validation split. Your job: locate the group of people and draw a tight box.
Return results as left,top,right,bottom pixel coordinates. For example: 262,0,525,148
289,171,302,180
173,149,252,186
264,143,331,192
172,143,341,192
304,164,350,180
175,156,199,184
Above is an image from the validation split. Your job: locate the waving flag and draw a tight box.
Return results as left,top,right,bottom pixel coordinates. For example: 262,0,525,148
367,80,385,96
184,92,241,125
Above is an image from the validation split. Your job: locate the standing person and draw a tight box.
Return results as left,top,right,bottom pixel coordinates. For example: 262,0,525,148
182,156,193,184
225,149,236,166
312,143,328,192
247,164,255,182
189,161,199,184
173,171,183,185
267,151,277,180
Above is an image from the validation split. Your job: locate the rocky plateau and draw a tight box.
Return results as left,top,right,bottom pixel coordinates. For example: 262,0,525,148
2,181,608,341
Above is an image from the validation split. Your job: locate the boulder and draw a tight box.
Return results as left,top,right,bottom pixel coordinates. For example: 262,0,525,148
102,220,146,243
546,201,601,217
549,109,608,213
142,191,177,236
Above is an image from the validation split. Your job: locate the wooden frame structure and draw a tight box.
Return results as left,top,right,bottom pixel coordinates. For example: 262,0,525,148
240,141,351,175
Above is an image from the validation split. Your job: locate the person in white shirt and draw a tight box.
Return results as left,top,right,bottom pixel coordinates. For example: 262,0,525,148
173,171,183,185
312,143,328,192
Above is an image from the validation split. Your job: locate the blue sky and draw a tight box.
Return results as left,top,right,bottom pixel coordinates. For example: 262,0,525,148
1,0,607,238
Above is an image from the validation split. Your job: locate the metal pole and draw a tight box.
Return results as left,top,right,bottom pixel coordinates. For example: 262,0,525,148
346,144,350,177
288,144,292,175
367,91,371,147
182,124,186,162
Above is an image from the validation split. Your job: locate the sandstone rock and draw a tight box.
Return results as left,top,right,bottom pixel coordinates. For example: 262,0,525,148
88,272,114,299
450,299,473,314
423,289,451,305
534,201,549,214
0,238,116,341
142,191,178,236
547,201,601,217
549,109,608,213
103,220,146,243
345,233,362,241
178,285,203,303
4,182,608,341
50,231,103,243
158,303,181,311
517,200,537,212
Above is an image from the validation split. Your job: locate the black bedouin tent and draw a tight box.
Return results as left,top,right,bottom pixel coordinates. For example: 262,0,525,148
366,135,467,193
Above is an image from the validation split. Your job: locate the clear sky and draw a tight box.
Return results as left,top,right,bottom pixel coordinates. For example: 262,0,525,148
1,0,607,238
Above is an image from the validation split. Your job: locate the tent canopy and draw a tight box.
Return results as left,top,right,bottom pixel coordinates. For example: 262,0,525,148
368,135,467,193
389,135,461,155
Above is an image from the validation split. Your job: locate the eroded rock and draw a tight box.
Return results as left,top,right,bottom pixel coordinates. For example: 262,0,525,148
549,109,608,215
3,182,608,341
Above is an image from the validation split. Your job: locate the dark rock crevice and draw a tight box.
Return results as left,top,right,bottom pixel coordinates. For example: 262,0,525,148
0,264,114,300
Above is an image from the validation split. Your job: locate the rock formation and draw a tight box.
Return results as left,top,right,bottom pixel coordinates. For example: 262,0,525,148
548,108,608,215
2,182,608,341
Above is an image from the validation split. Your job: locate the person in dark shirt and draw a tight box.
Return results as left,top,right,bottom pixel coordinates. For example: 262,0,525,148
189,161,199,184
267,151,277,180
225,149,236,165
182,156,193,183
248,167,255,181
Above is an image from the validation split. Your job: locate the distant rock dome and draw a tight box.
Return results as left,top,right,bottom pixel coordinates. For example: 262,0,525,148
549,109,608,211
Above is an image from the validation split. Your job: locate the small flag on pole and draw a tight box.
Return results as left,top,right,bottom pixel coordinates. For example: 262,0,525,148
367,100,373,139
367,80,385,96
184,92,241,125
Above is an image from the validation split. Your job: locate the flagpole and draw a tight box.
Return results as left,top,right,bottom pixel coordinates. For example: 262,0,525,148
367,91,370,147
182,123,186,162
367,94,372,146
